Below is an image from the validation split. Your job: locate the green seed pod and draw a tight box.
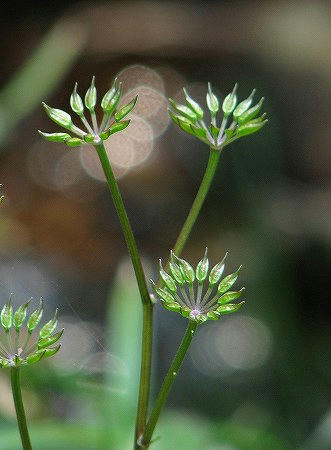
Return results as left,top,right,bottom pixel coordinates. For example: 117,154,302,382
1,298,13,332
209,123,219,139
84,76,97,112
224,128,235,140
159,260,177,292
248,113,267,124
218,288,245,305
222,83,238,117
190,124,207,140
237,97,264,125
196,314,207,323
38,328,64,350
13,300,31,332
84,133,95,143
38,131,72,142
236,119,268,137
169,251,185,286
70,82,84,116
196,247,209,283
114,95,138,121
209,253,228,286
207,311,220,320
39,308,58,340
27,350,46,365
206,82,219,116
101,78,121,113
151,280,175,303
180,307,191,318
0,358,9,368
168,110,191,125
43,345,61,359
217,301,245,314
218,266,242,295
233,89,255,121
173,254,195,284
27,298,43,333
169,99,198,122
162,302,181,312
14,355,23,366
183,88,204,120
105,83,123,117
27,345,61,364
65,137,84,147
100,120,131,140
168,111,196,137
42,103,72,129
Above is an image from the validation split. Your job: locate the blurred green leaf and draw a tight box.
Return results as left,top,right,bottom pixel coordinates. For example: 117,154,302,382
0,423,107,450
152,412,215,450
0,18,87,145
214,422,292,450
100,262,142,447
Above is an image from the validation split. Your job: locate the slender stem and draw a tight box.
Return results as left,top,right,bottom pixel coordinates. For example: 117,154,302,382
70,124,87,138
174,293,186,308
11,367,32,450
95,142,150,305
172,148,220,256
189,283,195,305
6,330,14,354
94,142,153,443
196,282,204,305
80,114,94,134
91,111,99,134
140,321,197,447
100,113,111,133
201,293,219,311
217,117,228,146
198,120,213,142
134,302,153,447
180,286,191,307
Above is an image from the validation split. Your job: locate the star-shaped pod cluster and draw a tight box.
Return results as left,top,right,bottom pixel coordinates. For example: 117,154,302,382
169,83,267,150
0,297,63,368
151,249,245,324
39,76,137,147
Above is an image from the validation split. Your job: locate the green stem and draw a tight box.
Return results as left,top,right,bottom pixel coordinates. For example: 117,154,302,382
173,148,220,256
95,142,150,305
11,367,32,450
94,142,153,443
134,302,153,447
140,321,197,447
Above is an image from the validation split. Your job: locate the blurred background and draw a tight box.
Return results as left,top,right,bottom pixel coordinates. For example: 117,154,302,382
0,0,330,449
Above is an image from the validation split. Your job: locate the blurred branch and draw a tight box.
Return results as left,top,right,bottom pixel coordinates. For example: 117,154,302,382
0,18,88,146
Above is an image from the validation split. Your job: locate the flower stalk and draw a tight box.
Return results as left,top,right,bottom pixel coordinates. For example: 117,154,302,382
94,142,150,305
11,367,32,450
94,141,153,442
172,148,220,257
139,321,197,448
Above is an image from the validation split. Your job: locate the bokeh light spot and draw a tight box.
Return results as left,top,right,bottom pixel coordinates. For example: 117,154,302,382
121,86,169,138
117,64,164,94
215,315,272,370
80,140,131,181
190,315,272,376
